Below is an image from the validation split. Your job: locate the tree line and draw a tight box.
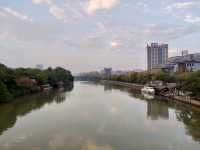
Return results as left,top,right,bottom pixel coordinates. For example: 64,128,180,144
104,71,200,98
0,63,73,102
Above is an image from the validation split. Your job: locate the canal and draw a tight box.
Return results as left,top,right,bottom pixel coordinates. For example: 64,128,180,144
0,82,200,150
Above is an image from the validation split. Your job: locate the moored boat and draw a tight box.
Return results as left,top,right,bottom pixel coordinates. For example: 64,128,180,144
141,86,155,95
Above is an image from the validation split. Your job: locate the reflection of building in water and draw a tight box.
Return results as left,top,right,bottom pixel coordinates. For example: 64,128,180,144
147,101,169,120
102,68,112,77
104,84,112,91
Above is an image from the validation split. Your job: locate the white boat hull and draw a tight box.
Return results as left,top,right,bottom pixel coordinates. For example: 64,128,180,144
141,86,155,95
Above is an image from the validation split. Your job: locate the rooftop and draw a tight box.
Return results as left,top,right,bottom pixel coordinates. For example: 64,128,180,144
147,43,168,48
168,53,200,63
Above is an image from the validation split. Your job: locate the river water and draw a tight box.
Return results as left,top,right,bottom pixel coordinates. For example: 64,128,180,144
0,82,200,150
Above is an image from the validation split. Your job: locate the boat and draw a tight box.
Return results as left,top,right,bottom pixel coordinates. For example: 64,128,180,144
141,86,155,95
41,84,52,92
142,93,155,100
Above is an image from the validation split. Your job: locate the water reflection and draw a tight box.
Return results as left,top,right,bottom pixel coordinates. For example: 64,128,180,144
142,93,155,100
0,85,73,136
104,84,113,92
48,135,113,150
147,100,169,120
0,82,200,150
102,82,200,142
103,83,169,120
176,107,200,142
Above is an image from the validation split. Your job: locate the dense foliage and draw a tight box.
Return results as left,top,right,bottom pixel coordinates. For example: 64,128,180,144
108,72,179,83
0,63,73,102
105,71,200,98
182,71,200,97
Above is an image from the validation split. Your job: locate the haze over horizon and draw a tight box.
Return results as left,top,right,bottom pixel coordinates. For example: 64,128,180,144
0,0,200,73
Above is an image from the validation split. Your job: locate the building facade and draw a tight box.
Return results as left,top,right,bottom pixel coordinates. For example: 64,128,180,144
162,51,200,73
147,43,168,71
167,52,200,73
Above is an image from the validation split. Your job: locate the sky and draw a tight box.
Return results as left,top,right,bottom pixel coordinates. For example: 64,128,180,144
0,0,200,73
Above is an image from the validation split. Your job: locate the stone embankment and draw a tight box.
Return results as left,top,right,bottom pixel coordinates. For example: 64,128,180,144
102,80,200,107
101,80,144,91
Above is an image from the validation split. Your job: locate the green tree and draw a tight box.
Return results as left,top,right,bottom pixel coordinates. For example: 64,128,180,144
0,80,12,102
36,72,48,85
183,71,200,97
0,63,73,102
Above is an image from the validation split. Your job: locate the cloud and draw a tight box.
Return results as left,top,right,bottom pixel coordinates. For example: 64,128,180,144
48,135,114,150
2,7,33,22
165,2,197,11
61,23,198,56
32,0,119,21
164,1,200,25
0,10,7,17
135,2,150,13
86,0,119,14
110,41,121,49
49,5,66,21
174,2,196,9
32,0,52,5
32,0,67,21
184,14,200,24
32,0,84,22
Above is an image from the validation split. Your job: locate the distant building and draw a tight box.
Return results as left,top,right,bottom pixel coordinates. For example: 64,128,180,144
147,43,168,71
166,52,200,73
16,77,37,87
36,64,44,70
182,50,189,56
112,70,128,75
103,68,112,77
111,69,143,76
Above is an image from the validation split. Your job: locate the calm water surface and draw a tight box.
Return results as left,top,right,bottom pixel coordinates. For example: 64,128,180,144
0,82,200,150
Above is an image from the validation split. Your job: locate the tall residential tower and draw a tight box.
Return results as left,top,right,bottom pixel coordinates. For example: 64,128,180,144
147,43,168,70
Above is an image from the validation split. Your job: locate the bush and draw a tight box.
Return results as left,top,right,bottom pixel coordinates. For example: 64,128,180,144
0,81,12,102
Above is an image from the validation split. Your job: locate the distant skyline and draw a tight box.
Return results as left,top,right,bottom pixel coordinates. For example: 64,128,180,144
0,0,200,73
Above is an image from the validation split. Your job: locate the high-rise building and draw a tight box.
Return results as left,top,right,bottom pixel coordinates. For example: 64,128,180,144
147,43,168,70
36,64,44,70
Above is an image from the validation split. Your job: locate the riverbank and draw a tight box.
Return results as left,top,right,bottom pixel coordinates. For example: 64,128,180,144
0,63,74,102
169,95,200,107
101,80,144,91
101,80,200,107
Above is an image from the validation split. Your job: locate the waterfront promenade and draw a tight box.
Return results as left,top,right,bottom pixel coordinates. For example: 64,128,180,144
101,80,200,107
